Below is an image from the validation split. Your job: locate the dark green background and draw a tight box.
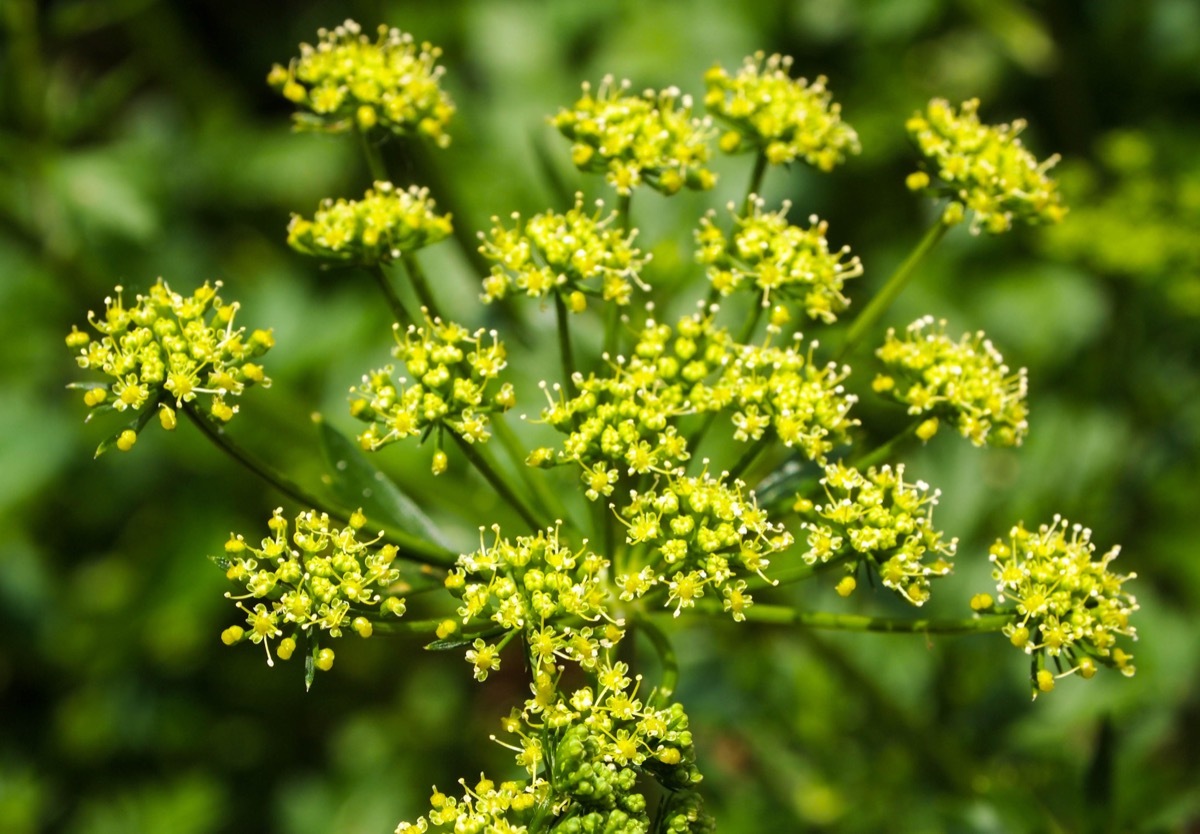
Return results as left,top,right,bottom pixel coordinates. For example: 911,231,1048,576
2,1,1198,831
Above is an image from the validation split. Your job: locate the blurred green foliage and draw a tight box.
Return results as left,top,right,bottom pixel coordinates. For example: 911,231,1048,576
2,0,1198,832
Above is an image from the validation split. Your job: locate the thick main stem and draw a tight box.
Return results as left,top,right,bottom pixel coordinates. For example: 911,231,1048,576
839,219,948,360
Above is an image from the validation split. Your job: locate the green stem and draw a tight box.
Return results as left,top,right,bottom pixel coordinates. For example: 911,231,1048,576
848,421,920,472
635,615,679,703
743,150,768,212
685,411,721,464
401,253,445,320
736,293,766,344
369,617,447,636
727,433,771,482
719,603,1012,635
370,264,413,327
839,218,948,361
554,291,577,383
358,129,389,182
184,405,458,566
184,404,335,515
750,552,854,590
450,431,544,531
492,414,571,524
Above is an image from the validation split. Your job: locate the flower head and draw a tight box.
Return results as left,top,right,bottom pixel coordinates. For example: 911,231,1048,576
552,76,716,196
796,463,956,606
288,182,451,264
68,279,272,452
696,197,863,322
268,19,454,144
704,52,859,171
479,194,648,307
352,313,513,470
874,316,1028,447
988,516,1137,695
906,97,1066,234
220,508,405,670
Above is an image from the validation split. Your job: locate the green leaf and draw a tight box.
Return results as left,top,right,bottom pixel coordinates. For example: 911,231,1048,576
314,414,452,550
304,651,316,692
424,637,477,652
207,554,233,572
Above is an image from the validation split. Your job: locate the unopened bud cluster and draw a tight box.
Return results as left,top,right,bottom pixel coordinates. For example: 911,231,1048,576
352,314,513,470
796,463,956,605
479,194,648,308
704,52,860,171
696,198,863,322
552,76,716,196
267,19,454,144
874,315,1028,447
67,279,272,450
220,508,405,670
287,182,451,264
906,97,1066,234
988,516,1138,695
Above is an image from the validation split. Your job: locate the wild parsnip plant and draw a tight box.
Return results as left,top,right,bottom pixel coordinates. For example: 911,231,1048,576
66,20,1139,833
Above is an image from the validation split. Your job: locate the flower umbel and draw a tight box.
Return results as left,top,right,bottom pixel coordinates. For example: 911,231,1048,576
220,508,406,670
67,279,273,452
874,315,1028,447
352,313,513,469
268,19,454,143
287,181,452,264
552,76,716,196
478,194,649,308
704,52,860,171
695,196,863,322
906,97,1066,234
796,463,956,605
988,516,1138,696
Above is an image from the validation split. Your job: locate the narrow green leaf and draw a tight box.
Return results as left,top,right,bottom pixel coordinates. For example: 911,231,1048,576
314,414,452,549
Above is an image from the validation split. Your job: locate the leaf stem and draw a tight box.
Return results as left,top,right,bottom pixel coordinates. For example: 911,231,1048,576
714,603,1012,634
371,264,414,327
401,253,445,321
839,218,948,361
635,615,679,703
450,431,544,531
743,150,768,212
358,129,389,182
554,292,577,383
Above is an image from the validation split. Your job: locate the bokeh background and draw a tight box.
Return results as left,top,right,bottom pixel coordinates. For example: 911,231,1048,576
2,0,1199,832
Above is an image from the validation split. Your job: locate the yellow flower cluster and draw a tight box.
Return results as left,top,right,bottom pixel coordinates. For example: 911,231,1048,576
351,314,514,471
396,672,708,833
551,76,716,196
267,20,454,144
617,471,791,619
906,97,1066,234
446,525,619,680
66,279,273,449
220,508,406,670
695,198,863,322
536,313,730,489
287,181,452,264
989,516,1138,694
478,194,648,308
721,334,858,463
796,463,956,606
873,316,1028,447
704,52,860,171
